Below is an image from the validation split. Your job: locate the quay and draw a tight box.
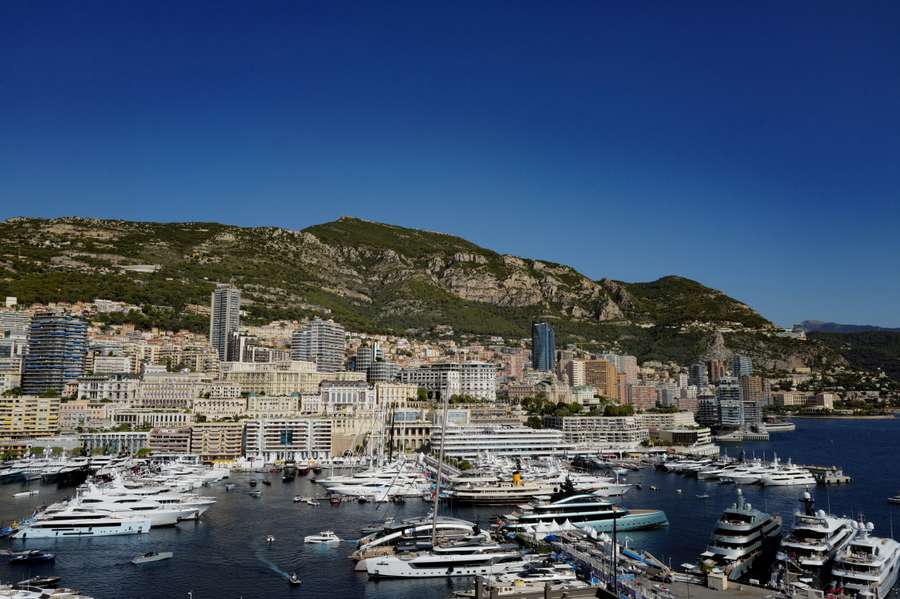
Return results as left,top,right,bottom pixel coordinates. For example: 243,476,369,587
492,529,782,599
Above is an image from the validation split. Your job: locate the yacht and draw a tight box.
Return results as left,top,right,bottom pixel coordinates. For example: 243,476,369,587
774,493,855,588
502,493,668,532
12,509,151,538
830,520,900,599
886,492,900,505
365,540,536,578
450,480,557,505
304,530,340,544
761,461,816,487
699,489,782,580
454,563,587,597
55,498,195,527
353,516,485,566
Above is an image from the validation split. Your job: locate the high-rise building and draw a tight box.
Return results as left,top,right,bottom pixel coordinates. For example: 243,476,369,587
291,318,346,373
583,359,618,400
209,286,241,361
21,314,87,396
715,377,744,428
732,354,753,378
688,363,708,388
531,322,555,371
352,343,383,373
226,331,258,362
706,359,727,384
739,375,765,406
565,360,586,387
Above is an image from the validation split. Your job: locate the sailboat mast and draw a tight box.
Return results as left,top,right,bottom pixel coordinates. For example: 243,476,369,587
431,390,451,546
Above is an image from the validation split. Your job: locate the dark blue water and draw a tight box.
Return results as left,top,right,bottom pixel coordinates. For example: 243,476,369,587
1,418,898,598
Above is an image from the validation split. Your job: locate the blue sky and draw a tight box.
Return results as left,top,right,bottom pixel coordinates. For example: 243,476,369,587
2,1,899,327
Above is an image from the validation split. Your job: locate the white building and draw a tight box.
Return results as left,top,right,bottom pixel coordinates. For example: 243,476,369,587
92,355,132,375
77,374,140,405
399,362,496,401
321,381,376,415
542,416,649,450
431,425,573,459
243,418,333,461
291,318,346,373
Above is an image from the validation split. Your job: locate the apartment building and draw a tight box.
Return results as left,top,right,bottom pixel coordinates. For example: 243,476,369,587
0,395,61,438
542,415,649,450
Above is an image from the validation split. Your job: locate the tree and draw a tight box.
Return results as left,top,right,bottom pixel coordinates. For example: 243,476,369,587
135,447,152,458
526,415,543,429
416,388,429,402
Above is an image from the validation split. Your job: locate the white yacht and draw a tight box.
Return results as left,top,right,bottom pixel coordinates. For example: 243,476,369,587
450,479,557,504
304,530,341,544
64,497,196,527
502,494,668,532
775,493,855,588
699,489,782,580
12,509,151,538
761,460,816,487
353,516,484,563
831,520,900,599
365,540,536,578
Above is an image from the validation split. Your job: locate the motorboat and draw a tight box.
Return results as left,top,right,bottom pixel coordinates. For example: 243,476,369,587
14,576,61,589
698,489,782,581
12,491,39,498
8,551,56,564
249,490,262,498
266,535,275,543
131,551,173,565
304,530,340,544
288,573,301,586
887,492,900,505
830,519,900,598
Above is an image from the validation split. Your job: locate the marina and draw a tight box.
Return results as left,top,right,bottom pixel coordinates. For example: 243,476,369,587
0,418,897,599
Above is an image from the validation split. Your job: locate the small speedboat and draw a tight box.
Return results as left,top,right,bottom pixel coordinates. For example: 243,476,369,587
293,496,303,503
889,493,900,505
249,480,258,487
249,490,262,498
9,550,55,564
304,530,340,544
131,551,173,565
224,483,236,491
266,535,275,543
288,573,301,586
12,490,39,498
696,493,710,499
15,575,61,589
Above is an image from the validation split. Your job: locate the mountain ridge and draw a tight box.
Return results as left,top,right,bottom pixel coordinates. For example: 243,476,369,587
0,215,834,370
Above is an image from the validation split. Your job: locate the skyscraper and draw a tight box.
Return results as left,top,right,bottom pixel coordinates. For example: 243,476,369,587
688,363,708,388
291,318,346,372
715,376,744,428
732,354,753,378
531,322,555,371
21,313,87,396
209,286,241,361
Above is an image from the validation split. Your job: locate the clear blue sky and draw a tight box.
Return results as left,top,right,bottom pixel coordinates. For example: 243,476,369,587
2,1,899,327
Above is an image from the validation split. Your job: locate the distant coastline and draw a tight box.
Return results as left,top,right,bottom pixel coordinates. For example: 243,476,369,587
789,414,895,420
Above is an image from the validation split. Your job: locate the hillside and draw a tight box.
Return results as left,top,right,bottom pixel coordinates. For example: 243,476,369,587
809,331,900,381
0,216,829,367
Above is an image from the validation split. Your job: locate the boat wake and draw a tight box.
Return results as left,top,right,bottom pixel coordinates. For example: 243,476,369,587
256,552,291,579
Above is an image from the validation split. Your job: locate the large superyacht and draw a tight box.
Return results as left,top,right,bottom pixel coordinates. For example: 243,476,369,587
773,492,855,589
698,489,782,581
830,520,900,599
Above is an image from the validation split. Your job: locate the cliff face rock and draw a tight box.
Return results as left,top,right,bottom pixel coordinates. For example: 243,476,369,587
0,215,799,365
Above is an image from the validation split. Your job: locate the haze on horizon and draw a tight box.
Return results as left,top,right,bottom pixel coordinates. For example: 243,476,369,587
2,1,899,328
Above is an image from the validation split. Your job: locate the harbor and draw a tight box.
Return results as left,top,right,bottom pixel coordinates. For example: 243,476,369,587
0,418,897,599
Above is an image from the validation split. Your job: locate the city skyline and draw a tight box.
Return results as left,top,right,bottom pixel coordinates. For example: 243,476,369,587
3,2,899,327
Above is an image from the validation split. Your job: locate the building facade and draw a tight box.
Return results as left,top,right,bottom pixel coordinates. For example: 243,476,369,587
531,322,556,371
22,314,88,396
291,318,346,373
209,286,241,361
